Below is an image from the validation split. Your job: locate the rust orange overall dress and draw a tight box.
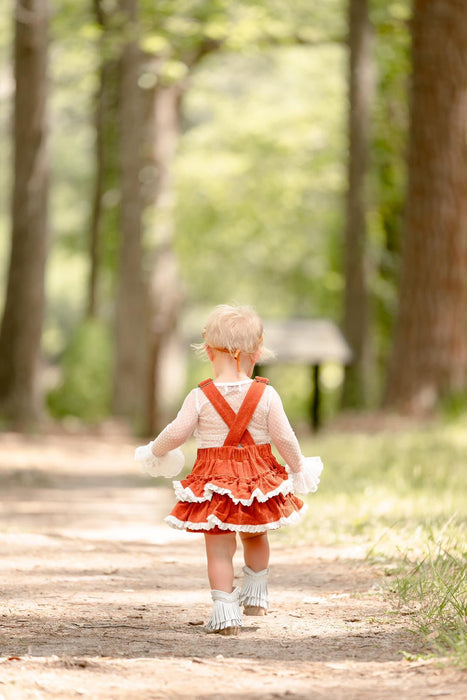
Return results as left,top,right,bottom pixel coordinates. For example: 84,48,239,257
166,377,305,534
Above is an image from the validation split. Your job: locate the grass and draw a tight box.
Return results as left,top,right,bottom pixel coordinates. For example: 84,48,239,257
275,419,467,667
392,534,466,666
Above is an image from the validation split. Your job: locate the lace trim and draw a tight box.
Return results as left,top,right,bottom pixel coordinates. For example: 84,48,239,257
164,504,308,533
212,379,252,386
172,477,294,506
285,456,324,494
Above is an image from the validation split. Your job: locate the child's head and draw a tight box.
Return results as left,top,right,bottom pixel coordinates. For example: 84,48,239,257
199,304,274,370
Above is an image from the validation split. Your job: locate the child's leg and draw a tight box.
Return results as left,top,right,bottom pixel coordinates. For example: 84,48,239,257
240,532,269,571
204,532,242,634
239,532,269,571
239,532,270,615
204,532,237,592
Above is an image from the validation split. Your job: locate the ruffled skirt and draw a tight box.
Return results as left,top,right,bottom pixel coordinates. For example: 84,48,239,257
165,444,306,534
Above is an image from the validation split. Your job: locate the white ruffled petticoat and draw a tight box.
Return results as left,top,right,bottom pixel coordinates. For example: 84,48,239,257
172,477,294,506
165,508,306,534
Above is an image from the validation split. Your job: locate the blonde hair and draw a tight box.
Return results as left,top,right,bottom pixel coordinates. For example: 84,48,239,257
194,304,275,363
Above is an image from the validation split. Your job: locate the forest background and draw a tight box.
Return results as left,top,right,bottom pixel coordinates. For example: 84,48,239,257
0,0,467,677
0,0,466,434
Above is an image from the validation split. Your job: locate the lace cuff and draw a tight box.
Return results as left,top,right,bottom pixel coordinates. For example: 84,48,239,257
286,456,323,494
135,442,185,478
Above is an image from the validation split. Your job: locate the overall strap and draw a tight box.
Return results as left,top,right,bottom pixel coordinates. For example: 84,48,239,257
224,377,269,447
198,379,255,445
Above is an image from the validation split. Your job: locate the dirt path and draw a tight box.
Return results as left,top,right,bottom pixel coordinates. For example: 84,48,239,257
0,432,465,699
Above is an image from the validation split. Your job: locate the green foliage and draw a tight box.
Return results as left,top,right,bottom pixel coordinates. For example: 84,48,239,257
0,0,414,420
174,44,346,318
139,0,345,63
47,319,113,422
440,389,467,423
139,0,348,324
43,250,89,359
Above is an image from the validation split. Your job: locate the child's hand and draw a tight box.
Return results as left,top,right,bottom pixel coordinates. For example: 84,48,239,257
135,443,185,478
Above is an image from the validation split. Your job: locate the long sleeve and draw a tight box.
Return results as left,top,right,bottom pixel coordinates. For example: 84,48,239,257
266,388,304,473
151,390,199,457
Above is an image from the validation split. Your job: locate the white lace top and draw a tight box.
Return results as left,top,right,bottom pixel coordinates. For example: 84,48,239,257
151,379,304,472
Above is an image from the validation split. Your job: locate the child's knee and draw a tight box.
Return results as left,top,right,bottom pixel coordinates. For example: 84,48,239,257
205,532,237,558
240,531,267,542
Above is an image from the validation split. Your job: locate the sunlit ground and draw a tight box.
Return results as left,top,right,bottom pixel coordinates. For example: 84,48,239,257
0,419,465,672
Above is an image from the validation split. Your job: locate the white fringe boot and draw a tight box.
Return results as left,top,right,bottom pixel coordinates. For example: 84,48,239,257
239,566,269,616
206,587,242,635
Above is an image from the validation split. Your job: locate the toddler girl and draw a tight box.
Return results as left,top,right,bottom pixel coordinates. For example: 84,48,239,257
135,304,323,635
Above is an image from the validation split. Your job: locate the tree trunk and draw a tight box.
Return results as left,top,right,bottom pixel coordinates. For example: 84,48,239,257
112,0,149,426
144,82,184,435
341,0,373,408
384,0,467,413
0,0,49,427
87,0,121,318
112,31,219,433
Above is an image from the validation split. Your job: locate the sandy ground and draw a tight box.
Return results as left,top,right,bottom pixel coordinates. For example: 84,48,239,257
0,431,465,700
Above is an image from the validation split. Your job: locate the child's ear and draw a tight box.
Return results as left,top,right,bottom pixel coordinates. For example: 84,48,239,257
205,344,214,361
245,349,262,377
253,349,262,363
